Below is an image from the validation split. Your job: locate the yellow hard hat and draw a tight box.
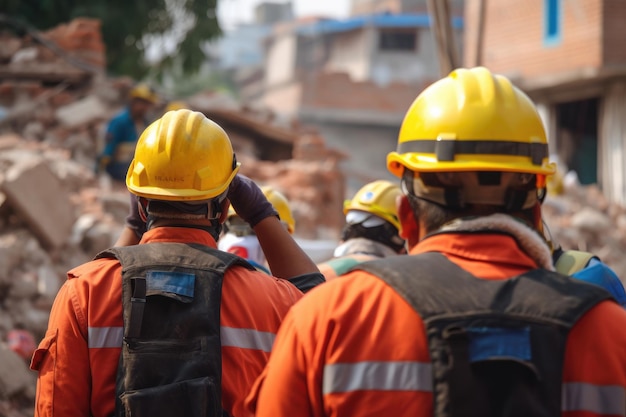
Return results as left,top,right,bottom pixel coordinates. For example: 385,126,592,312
126,109,240,201
343,180,401,230
546,170,565,196
165,100,188,112
261,186,295,234
130,83,158,104
387,67,556,179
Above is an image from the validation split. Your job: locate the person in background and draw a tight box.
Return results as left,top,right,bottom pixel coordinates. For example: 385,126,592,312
219,186,296,274
317,180,405,280
97,84,158,182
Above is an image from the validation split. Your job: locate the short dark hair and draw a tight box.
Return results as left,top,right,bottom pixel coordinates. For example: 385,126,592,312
406,193,537,235
147,203,207,220
144,200,223,241
341,221,405,253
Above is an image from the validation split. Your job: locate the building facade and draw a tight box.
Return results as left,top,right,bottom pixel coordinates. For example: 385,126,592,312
464,0,626,203
251,13,463,192
351,0,464,17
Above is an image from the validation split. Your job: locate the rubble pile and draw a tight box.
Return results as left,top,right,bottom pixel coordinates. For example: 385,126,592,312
543,184,626,280
238,133,346,239
0,135,126,416
0,16,119,160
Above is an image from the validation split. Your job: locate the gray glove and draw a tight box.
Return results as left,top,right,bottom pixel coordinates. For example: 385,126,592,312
227,174,278,228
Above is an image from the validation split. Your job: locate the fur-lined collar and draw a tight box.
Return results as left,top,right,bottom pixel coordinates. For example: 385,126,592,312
435,214,554,271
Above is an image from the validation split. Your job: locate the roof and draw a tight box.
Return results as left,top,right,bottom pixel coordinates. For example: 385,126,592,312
296,13,463,37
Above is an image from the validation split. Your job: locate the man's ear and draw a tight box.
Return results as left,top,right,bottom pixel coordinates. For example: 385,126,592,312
397,195,420,249
218,199,230,224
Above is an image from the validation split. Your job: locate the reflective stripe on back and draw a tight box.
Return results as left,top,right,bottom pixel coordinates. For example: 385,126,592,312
562,382,626,415
322,360,625,414
89,326,276,352
322,361,432,394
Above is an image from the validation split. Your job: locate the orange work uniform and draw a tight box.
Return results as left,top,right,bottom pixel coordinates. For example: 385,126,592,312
31,227,303,417
248,232,626,417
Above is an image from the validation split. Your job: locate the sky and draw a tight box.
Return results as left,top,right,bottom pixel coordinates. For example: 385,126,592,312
217,0,351,30
147,0,351,62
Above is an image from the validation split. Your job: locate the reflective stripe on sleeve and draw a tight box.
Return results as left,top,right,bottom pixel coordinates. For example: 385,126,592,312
323,361,433,394
89,326,124,348
220,326,276,352
562,382,626,415
88,326,276,352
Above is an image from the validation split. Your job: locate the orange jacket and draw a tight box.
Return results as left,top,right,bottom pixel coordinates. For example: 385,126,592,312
31,227,303,417
248,232,626,417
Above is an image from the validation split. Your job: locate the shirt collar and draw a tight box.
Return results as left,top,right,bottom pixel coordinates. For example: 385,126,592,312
410,213,554,271
410,232,540,271
139,226,218,248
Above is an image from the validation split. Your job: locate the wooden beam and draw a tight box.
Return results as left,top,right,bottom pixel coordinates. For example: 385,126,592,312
0,66,90,84
427,0,460,77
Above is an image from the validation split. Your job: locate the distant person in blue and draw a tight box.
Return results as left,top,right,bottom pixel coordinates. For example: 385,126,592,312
97,84,158,182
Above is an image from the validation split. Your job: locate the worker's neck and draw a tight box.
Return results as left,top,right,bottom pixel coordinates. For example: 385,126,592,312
150,218,217,228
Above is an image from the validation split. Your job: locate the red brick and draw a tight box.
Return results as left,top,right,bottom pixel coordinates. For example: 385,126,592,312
464,0,626,80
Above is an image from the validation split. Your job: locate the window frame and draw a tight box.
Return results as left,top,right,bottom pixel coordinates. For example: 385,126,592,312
378,28,418,52
543,0,562,47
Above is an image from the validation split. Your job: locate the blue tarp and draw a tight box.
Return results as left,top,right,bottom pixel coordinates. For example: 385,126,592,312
296,14,463,36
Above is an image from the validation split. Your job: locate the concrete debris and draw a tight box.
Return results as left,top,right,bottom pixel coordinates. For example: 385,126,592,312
0,138,131,412
55,95,108,128
570,207,612,234
543,184,626,279
1,160,76,249
0,345,36,400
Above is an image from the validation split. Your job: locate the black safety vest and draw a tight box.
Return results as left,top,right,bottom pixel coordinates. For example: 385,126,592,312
356,252,613,417
96,243,254,417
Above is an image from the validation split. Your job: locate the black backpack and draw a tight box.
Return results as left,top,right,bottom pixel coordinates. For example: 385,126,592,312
97,243,254,417
355,252,612,417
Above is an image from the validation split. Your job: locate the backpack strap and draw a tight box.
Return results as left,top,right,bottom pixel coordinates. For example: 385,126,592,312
355,252,609,323
96,242,256,272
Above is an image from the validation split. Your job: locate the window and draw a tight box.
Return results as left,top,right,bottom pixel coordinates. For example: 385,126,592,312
379,30,417,52
544,0,562,46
